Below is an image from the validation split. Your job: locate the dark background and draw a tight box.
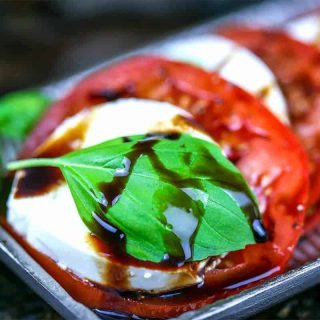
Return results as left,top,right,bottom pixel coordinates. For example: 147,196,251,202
1,0,320,319
0,0,265,95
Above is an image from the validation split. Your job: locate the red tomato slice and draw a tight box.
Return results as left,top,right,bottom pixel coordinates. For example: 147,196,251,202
18,56,309,318
219,27,320,230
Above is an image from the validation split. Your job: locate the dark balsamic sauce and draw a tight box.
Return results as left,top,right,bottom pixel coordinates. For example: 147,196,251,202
91,133,188,266
0,176,13,215
89,85,136,103
90,264,278,317
252,219,268,242
99,156,132,212
14,127,267,267
14,167,63,198
122,136,132,143
91,132,267,267
14,116,91,199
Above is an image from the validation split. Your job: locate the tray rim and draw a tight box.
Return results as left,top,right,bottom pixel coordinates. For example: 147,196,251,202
2,0,320,319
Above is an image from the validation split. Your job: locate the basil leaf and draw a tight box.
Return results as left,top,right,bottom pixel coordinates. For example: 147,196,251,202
0,90,51,195
8,134,261,263
0,90,51,140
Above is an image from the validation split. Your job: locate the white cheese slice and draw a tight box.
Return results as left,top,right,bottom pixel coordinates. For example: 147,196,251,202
7,98,215,294
154,34,289,123
286,13,320,45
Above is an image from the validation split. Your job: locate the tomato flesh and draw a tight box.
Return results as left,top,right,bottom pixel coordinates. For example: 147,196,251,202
219,27,320,229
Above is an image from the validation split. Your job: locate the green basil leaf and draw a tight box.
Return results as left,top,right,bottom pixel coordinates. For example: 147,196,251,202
0,90,51,140
0,90,52,195
8,134,262,263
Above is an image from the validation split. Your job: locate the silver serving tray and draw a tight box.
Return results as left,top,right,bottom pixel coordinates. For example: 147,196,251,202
1,0,320,319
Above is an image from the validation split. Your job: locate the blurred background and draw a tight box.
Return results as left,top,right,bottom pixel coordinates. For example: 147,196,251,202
0,0,266,95
2,0,320,319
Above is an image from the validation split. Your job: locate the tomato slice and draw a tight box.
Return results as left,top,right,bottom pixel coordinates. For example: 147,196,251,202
219,27,320,229
18,56,309,318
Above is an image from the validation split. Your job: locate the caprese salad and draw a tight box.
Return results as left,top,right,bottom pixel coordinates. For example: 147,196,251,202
0,10,319,320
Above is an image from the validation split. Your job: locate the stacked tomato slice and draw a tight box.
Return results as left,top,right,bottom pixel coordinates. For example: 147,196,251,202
220,27,320,232
19,56,309,318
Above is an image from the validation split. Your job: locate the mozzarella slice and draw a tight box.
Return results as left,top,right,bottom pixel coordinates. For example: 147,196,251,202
7,99,215,294
286,13,320,45
154,34,289,123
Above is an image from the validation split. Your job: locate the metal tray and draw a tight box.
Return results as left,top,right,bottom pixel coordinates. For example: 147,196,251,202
1,0,320,319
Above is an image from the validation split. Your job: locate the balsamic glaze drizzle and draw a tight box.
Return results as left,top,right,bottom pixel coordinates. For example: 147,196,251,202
92,133,186,264
91,133,267,265
14,130,267,266
89,85,136,102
